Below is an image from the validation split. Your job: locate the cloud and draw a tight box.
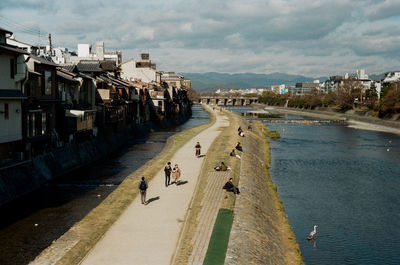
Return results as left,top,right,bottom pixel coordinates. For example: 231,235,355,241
0,0,399,76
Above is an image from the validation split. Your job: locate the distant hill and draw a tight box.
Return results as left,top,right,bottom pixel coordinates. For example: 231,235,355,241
181,72,328,91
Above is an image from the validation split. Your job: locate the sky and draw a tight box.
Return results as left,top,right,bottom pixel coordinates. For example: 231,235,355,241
0,0,399,77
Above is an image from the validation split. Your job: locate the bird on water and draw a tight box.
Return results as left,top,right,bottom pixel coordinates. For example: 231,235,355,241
307,225,318,240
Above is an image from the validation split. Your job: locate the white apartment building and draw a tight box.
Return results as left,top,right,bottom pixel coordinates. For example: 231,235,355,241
121,53,161,84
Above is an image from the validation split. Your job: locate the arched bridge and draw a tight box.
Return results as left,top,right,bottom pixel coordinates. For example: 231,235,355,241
199,96,258,106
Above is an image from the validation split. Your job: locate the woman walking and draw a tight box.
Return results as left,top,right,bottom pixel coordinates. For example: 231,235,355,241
172,164,181,185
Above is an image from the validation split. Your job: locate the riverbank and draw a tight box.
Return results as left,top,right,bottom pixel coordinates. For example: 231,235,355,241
224,119,302,265
254,104,400,135
30,105,303,265
29,105,216,265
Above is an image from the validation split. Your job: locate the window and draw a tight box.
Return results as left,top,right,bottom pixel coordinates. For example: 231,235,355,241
43,71,52,95
10,59,16,78
4,103,9,120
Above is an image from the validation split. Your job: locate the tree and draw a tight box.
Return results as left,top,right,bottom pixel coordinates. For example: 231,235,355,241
378,87,400,117
187,87,200,102
334,79,363,110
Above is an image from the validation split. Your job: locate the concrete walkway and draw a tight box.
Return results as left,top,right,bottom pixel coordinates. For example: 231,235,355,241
81,106,229,265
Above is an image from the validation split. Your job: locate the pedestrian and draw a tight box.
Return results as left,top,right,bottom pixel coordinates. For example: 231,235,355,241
164,162,172,187
235,142,243,152
172,164,181,185
138,176,148,204
223,178,240,194
195,142,201,157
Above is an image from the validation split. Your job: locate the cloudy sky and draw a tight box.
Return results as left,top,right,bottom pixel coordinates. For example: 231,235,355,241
1,0,399,76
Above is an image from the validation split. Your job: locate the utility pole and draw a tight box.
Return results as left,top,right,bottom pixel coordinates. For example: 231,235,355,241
48,33,52,56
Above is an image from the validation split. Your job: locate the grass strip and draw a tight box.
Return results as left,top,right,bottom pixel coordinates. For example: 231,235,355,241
202,208,234,265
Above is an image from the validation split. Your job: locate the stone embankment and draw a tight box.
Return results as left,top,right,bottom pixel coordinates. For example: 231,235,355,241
255,105,400,135
225,121,302,265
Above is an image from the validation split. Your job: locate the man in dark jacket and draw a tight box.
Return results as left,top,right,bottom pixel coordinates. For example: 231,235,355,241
164,162,172,187
138,176,148,204
223,178,240,194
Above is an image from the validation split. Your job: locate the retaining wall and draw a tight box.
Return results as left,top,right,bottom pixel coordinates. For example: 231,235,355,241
224,121,301,265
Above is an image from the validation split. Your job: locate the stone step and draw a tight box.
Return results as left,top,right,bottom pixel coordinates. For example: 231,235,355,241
188,171,230,265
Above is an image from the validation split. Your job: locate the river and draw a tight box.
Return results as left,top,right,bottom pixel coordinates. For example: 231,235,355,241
0,105,209,265
227,106,400,264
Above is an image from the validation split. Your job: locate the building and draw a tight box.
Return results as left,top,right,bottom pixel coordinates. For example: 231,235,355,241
382,72,400,83
24,54,60,155
291,82,320,95
271,84,287,94
121,53,161,84
0,27,29,162
66,42,122,65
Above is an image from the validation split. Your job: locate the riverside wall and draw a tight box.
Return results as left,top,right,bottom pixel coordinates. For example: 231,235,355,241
0,112,191,207
255,104,400,131
225,120,302,265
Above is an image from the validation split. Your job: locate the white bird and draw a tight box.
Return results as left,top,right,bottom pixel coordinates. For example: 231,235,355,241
307,225,318,240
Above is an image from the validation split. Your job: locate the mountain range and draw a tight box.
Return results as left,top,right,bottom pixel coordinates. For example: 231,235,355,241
181,72,385,92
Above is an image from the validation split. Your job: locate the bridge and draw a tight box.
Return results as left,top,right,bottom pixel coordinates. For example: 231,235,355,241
199,96,258,106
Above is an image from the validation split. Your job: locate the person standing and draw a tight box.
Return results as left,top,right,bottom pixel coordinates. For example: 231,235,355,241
172,164,181,185
138,176,148,204
195,142,201,157
164,162,172,187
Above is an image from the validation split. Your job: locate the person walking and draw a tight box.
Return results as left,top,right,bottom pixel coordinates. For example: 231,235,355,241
138,176,148,204
164,162,172,187
195,142,201,157
172,164,181,185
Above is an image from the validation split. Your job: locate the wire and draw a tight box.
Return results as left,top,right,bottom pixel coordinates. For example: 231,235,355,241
0,15,48,36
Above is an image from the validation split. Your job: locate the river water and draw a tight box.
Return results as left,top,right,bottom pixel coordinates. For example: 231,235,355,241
266,116,400,265
0,105,209,265
227,106,400,264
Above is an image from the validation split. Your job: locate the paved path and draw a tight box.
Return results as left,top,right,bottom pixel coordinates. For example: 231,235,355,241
81,106,229,265
187,171,230,265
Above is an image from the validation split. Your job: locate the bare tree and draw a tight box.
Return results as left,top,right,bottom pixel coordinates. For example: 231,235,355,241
334,78,363,110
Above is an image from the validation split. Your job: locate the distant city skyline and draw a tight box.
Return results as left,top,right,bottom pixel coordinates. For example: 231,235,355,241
1,0,399,76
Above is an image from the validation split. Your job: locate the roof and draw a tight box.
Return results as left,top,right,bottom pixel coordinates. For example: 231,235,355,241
100,60,118,71
60,64,76,72
76,61,103,72
28,54,58,66
57,70,79,83
0,27,12,35
0,44,29,55
0,89,26,99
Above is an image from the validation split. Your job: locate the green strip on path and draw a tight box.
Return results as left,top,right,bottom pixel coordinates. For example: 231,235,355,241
203,208,234,265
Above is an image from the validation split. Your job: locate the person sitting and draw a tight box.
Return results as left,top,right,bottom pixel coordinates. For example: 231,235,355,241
238,131,245,137
237,126,242,132
230,149,241,159
235,142,243,152
223,178,240,194
215,162,231,171
248,125,252,130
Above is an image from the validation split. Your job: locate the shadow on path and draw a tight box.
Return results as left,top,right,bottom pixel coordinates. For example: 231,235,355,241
146,196,160,205
176,180,188,186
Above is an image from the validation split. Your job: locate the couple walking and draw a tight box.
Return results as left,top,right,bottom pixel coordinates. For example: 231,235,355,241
164,162,181,186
